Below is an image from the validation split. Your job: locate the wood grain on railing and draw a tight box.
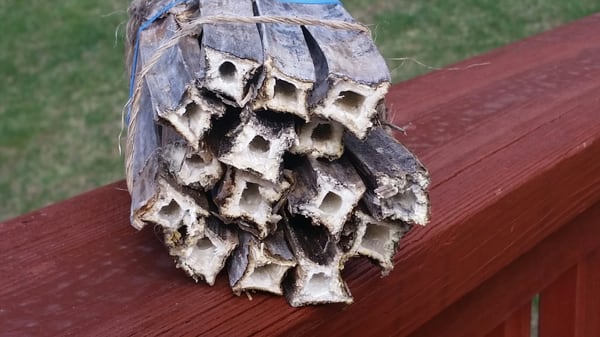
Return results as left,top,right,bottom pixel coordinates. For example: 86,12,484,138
410,203,600,337
486,303,531,337
1,13,600,337
574,249,600,337
539,267,578,336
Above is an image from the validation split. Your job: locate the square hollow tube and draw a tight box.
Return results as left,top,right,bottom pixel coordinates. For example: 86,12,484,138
215,167,290,239
218,110,296,183
344,128,430,225
287,156,366,238
283,214,352,306
228,230,296,296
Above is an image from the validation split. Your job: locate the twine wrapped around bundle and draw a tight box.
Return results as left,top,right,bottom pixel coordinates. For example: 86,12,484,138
123,0,429,307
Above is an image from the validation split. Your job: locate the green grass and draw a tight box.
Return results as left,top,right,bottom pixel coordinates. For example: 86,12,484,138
0,0,128,220
344,0,600,81
1,1,599,221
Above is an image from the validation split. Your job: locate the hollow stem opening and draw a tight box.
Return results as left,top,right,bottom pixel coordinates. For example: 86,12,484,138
319,191,342,214
334,91,365,113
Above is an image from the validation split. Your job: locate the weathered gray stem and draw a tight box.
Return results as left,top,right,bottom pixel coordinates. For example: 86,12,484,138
170,216,239,286
283,2,391,138
228,230,296,295
214,167,290,239
344,128,430,225
126,79,161,199
287,156,365,237
199,0,264,106
253,0,315,120
291,118,345,160
139,14,224,149
341,209,411,275
161,140,224,191
217,110,296,183
283,214,352,306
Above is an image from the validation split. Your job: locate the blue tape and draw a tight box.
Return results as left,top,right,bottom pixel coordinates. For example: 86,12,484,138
127,0,190,125
279,0,340,3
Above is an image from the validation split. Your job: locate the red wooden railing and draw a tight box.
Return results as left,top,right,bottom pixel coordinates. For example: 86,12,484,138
2,14,600,337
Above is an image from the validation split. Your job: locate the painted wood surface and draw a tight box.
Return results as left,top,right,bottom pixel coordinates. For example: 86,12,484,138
2,14,600,337
485,303,531,337
409,202,600,337
538,268,578,337
501,304,532,337
575,249,600,337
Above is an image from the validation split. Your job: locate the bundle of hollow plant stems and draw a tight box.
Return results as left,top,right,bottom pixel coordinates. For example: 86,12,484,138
124,0,430,306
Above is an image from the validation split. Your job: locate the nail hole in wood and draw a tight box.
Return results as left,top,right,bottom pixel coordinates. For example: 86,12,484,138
240,182,262,212
219,61,237,81
334,91,365,112
248,135,270,153
311,123,332,142
319,191,342,214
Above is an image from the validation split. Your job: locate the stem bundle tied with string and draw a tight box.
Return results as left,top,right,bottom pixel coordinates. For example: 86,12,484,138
123,0,430,307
